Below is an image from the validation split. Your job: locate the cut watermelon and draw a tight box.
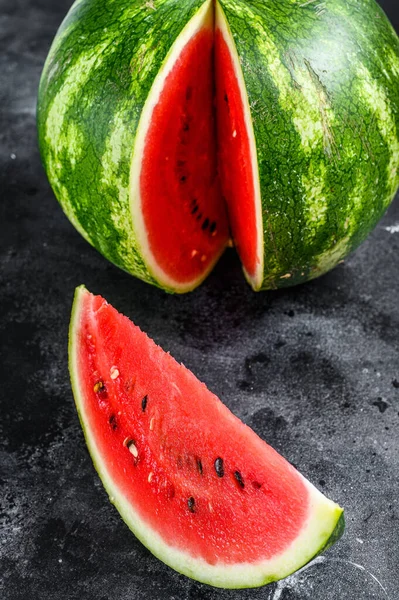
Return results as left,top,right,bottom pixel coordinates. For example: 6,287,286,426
69,286,344,588
38,0,399,292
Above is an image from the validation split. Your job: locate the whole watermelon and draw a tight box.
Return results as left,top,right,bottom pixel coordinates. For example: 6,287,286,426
37,0,399,291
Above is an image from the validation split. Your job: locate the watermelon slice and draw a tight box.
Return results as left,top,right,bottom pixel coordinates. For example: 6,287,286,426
69,286,344,588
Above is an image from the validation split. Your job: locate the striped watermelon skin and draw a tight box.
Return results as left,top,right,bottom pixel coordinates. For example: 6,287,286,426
37,0,208,289
219,0,399,289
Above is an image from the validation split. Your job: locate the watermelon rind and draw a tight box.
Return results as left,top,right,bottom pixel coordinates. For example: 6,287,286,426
69,285,344,589
218,0,399,290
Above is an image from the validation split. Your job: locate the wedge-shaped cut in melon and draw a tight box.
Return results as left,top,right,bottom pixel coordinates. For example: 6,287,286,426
69,286,344,589
130,0,229,292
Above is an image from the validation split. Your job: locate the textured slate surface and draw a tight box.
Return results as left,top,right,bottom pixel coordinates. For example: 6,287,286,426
0,1,398,598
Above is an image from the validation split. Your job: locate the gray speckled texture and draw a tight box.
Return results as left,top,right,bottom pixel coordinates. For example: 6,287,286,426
1,1,398,598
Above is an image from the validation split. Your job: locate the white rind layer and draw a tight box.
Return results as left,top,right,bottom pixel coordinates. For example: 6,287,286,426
69,286,344,589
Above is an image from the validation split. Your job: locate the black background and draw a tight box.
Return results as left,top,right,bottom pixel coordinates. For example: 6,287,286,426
1,1,399,599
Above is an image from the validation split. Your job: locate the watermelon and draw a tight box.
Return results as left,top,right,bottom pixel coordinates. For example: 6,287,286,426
69,286,344,588
38,0,399,291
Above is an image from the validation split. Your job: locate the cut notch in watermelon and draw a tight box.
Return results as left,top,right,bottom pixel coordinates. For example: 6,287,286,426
69,285,344,589
130,0,264,292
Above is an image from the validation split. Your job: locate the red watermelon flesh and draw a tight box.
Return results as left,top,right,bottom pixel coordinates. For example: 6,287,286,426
215,25,262,284
70,286,344,588
140,23,229,285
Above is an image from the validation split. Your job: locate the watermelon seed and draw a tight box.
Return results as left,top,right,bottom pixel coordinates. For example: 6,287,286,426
127,440,139,458
191,250,199,258
196,213,203,221
191,205,198,215
93,380,104,393
150,417,155,431
201,255,207,263
252,481,262,489
110,366,119,380
196,458,203,475
187,497,196,513
180,175,187,183
232,130,237,138
183,122,190,132
148,472,153,483
141,395,148,411
109,414,118,430
208,502,213,513
209,222,217,235
234,471,245,489
201,218,210,231
214,457,224,477
124,438,138,458
224,93,228,103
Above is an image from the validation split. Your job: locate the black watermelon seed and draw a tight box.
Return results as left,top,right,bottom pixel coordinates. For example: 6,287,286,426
188,497,196,513
196,458,203,475
191,205,198,215
214,457,224,477
201,218,210,231
180,175,187,182
109,414,117,430
252,481,262,489
196,213,203,221
224,93,228,103
209,221,217,234
234,471,245,489
183,122,189,132
141,395,148,412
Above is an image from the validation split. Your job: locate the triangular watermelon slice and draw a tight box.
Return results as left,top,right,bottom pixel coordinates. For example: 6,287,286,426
69,286,344,589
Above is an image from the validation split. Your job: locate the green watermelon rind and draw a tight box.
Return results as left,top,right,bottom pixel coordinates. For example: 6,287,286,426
69,285,344,589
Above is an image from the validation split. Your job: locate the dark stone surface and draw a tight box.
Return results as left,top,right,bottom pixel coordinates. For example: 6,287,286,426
1,1,398,598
